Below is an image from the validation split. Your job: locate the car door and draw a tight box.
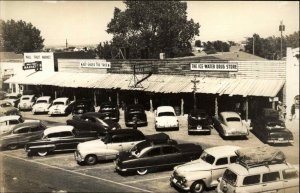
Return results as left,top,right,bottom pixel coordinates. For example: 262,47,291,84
14,127,31,145
160,146,182,167
212,157,230,183
262,171,284,193
28,125,44,141
241,174,263,193
105,135,126,159
282,169,299,193
139,147,162,169
55,131,78,150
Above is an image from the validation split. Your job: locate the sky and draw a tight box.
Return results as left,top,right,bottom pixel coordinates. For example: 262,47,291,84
0,1,299,47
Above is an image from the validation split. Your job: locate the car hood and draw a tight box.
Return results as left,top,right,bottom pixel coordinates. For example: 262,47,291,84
156,116,178,122
77,139,105,150
174,159,212,174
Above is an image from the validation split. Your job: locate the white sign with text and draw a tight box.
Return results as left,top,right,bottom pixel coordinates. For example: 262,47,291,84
80,60,111,69
190,63,238,71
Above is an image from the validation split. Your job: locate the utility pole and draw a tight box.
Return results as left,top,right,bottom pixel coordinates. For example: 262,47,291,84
191,75,199,110
66,39,68,49
252,35,255,55
279,20,285,60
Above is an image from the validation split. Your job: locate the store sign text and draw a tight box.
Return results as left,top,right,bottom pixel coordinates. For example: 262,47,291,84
190,63,238,71
80,60,111,69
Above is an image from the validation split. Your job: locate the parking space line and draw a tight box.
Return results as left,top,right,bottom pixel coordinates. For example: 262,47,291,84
73,164,115,171
30,154,73,160
123,176,170,184
2,153,153,193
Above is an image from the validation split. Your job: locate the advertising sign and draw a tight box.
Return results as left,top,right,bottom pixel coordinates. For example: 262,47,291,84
190,62,238,71
80,60,111,69
23,61,42,71
24,53,54,72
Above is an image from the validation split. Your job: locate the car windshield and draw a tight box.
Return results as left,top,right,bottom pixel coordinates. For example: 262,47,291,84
158,112,175,117
53,101,65,105
131,141,151,157
36,100,48,104
200,151,215,165
191,111,206,117
226,117,241,122
7,96,18,99
222,169,237,186
22,97,30,100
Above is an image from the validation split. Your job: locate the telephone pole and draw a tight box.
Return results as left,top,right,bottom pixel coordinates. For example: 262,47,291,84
279,21,285,60
191,75,199,110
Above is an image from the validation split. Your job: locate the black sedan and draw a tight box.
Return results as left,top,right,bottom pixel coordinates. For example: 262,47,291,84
98,102,120,122
72,99,95,116
124,104,147,127
187,109,213,135
66,112,121,135
251,108,293,144
115,143,202,175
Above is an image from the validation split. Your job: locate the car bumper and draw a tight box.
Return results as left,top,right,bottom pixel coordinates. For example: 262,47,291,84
156,123,179,129
170,176,189,191
267,139,294,144
224,132,248,137
126,120,147,126
49,110,64,115
74,151,84,162
33,109,49,113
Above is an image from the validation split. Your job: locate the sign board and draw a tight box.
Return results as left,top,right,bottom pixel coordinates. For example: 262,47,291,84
24,53,54,72
190,63,238,71
80,60,111,69
134,64,153,73
23,61,42,71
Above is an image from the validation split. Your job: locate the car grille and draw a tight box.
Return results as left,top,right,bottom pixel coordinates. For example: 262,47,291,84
172,171,184,183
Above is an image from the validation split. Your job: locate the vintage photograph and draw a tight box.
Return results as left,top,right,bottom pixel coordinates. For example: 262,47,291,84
0,1,299,193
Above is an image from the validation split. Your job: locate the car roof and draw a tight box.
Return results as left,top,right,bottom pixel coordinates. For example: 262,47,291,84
220,111,241,118
0,115,21,122
11,121,41,129
157,106,175,112
228,162,294,176
37,96,51,100
44,125,74,136
53,97,69,103
205,145,240,158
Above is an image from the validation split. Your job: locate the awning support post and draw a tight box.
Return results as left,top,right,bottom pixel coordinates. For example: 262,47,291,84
73,90,76,101
116,91,120,107
94,90,97,107
272,98,275,109
215,95,218,116
150,97,153,112
181,98,184,116
54,90,57,99
245,98,249,122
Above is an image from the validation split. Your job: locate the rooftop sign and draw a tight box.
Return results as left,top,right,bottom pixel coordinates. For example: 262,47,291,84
80,60,111,69
190,62,238,72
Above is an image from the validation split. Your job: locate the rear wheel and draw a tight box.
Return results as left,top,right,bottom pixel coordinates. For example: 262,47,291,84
85,155,98,165
37,150,48,156
190,181,205,193
137,168,148,175
7,144,18,150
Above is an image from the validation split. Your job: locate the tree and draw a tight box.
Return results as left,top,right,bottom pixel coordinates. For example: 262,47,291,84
106,1,200,59
0,19,44,53
195,40,201,47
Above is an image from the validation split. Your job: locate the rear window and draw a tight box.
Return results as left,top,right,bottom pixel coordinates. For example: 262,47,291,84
226,117,241,122
36,100,48,104
283,169,299,179
158,112,175,117
262,172,280,182
223,169,237,186
22,97,30,100
243,175,261,185
53,102,65,105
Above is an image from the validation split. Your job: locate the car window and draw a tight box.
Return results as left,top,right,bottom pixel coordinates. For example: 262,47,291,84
9,120,20,125
262,172,280,182
36,100,48,104
158,112,175,117
53,101,65,105
230,156,238,163
200,151,215,165
14,127,30,134
147,147,161,157
60,131,73,137
22,97,30,100
226,117,241,122
31,126,44,132
112,135,125,143
243,175,261,185
283,169,299,179
216,157,228,165
47,133,61,138
162,146,178,154
0,122,7,126
223,169,237,186
1,102,12,107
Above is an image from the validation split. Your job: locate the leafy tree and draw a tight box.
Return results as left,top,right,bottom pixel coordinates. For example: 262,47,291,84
106,1,200,59
0,19,44,53
195,40,201,47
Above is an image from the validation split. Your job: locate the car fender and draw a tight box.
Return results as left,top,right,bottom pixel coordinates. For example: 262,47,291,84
185,170,211,186
27,144,56,152
82,148,119,160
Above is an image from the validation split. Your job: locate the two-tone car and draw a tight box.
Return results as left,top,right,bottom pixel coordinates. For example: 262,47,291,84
48,97,74,116
0,115,39,134
25,125,99,156
188,109,213,135
213,112,249,139
4,93,22,107
124,104,147,127
0,100,20,116
18,95,36,111
155,106,179,131
32,96,52,114
99,102,120,122
72,99,95,116
0,122,46,150
115,142,203,175
170,145,240,193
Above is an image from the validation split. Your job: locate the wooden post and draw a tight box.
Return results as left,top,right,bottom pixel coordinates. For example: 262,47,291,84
116,91,120,107
245,98,249,122
94,90,97,107
272,98,275,109
181,98,184,116
215,96,218,116
73,91,76,101
54,90,57,99
150,97,153,112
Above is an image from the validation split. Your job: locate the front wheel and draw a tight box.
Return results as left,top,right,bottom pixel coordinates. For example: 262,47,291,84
190,181,205,193
37,150,48,156
137,168,148,175
85,155,98,165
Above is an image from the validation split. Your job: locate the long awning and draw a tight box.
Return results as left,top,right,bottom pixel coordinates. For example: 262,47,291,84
5,72,285,97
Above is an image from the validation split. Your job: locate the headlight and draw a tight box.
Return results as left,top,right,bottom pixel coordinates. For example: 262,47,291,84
111,127,116,130
182,177,187,183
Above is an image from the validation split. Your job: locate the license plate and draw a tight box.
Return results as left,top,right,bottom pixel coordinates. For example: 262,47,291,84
172,178,177,184
278,138,284,140
197,125,202,130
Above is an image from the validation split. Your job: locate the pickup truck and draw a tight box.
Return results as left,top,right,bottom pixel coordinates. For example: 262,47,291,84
25,125,99,156
74,129,176,165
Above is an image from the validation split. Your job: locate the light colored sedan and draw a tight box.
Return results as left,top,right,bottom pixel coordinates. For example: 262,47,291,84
214,112,249,138
32,96,52,114
155,106,179,131
48,97,74,116
0,115,39,134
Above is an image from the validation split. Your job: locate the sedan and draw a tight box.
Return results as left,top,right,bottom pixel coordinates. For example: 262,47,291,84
48,97,74,116
155,106,179,131
32,96,52,114
0,100,20,116
124,104,147,127
213,112,249,139
66,112,121,135
188,109,213,135
98,102,120,122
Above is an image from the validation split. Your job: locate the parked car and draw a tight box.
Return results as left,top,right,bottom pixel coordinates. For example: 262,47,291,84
66,112,121,135
0,100,20,116
74,129,175,165
0,115,39,134
25,125,99,156
252,108,293,144
0,91,6,100
213,112,249,139
188,109,213,135
48,97,75,116
0,122,46,150
124,104,147,127
115,143,203,175
72,99,95,116
32,96,52,114
155,106,179,131
170,145,240,193
4,93,22,107
98,102,120,122
217,146,299,193
18,95,36,111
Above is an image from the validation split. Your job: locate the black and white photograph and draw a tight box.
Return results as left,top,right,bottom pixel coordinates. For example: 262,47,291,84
0,1,299,193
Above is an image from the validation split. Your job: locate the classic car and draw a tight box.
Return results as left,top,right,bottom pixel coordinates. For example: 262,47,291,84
124,104,147,127
72,99,95,116
0,91,6,100
66,112,121,135
0,100,20,116
98,102,120,122
188,109,213,135
115,143,203,175
32,96,52,114
170,145,240,193
4,93,22,107
18,95,36,111
213,112,249,139
155,106,179,131
25,125,99,156
48,97,75,116
75,129,175,165
251,108,293,144
0,122,46,150
0,115,39,134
